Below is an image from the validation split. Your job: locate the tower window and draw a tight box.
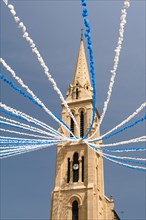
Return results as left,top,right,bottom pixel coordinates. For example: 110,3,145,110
82,156,84,182
72,200,79,220
70,114,74,137
80,111,84,138
67,158,70,183
76,88,79,99
73,152,79,182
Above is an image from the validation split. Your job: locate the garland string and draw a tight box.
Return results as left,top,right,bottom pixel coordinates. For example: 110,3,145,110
1,2,80,135
0,72,76,138
89,0,130,139
81,0,97,139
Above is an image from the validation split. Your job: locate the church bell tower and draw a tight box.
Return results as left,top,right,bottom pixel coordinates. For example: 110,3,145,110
50,35,119,220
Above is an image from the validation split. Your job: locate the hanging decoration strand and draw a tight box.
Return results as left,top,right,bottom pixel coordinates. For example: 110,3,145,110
103,154,146,171
2,3,80,135
89,115,146,142
0,140,64,151
0,58,74,139
89,102,146,141
0,107,67,139
0,72,76,138
0,128,51,139
0,140,65,148
98,0,130,127
0,120,48,136
87,142,146,153
103,155,146,166
0,136,65,143
0,116,68,140
0,139,63,144
0,143,56,151
89,0,130,140
103,153,146,161
2,0,145,171
101,147,146,153
102,115,146,141
100,102,146,140
3,0,8,5
81,0,97,139
0,103,72,141
0,121,68,141
0,142,58,159
0,117,60,139
89,136,146,148
0,136,48,141
85,141,146,171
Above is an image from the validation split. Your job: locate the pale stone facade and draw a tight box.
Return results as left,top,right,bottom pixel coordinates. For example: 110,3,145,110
50,37,119,220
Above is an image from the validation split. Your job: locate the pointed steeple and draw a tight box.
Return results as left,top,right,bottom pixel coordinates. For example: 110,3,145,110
66,35,93,102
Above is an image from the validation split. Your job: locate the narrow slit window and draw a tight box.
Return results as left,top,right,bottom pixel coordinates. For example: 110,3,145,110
80,111,84,138
73,152,79,182
76,88,79,99
72,200,79,220
82,156,84,182
67,158,70,183
70,114,74,137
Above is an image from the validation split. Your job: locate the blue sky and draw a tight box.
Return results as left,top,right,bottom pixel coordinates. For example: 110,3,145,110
0,0,145,219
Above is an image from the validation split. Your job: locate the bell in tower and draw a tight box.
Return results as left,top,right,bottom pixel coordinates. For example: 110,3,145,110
50,35,120,220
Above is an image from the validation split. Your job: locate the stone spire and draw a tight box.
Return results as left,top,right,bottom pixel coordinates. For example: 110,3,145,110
51,35,119,220
66,36,93,102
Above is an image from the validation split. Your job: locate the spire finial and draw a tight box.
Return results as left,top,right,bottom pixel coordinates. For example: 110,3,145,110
81,28,84,41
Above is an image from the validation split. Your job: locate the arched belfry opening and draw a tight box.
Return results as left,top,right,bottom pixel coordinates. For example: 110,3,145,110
73,152,79,182
67,158,70,183
70,112,75,137
82,156,84,182
80,110,84,138
72,200,79,220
